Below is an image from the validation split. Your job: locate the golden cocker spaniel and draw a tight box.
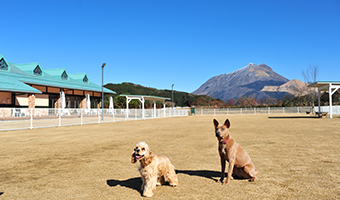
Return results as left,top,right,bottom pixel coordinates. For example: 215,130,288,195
131,141,178,197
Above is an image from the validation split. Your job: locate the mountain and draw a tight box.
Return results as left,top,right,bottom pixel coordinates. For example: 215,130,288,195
192,63,290,100
261,79,308,96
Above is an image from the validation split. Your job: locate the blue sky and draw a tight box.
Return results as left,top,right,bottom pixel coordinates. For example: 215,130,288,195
1,0,339,93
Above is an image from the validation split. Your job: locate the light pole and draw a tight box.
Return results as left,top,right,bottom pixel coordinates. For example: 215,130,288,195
171,84,174,114
101,63,106,120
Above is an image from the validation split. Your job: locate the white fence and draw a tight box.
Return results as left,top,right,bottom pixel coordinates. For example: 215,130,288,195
2,106,338,131
194,107,313,116
0,108,190,131
314,105,340,115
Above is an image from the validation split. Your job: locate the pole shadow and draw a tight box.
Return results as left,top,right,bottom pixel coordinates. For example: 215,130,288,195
268,116,319,119
106,177,142,194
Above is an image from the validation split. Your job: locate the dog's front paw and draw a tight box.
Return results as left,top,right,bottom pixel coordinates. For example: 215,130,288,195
170,183,177,187
217,179,223,184
223,180,230,185
143,192,153,197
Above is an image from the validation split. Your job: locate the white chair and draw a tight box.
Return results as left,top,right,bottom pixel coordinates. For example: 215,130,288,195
91,109,98,115
108,109,115,115
14,108,27,117
20,109,32,117
34,110,41,117
57,109,70,116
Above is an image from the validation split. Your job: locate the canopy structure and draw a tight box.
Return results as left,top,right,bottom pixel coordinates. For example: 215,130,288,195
120,94,171,119
308,81,340,118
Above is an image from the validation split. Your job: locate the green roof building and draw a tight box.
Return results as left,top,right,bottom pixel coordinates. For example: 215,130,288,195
0,55,115,108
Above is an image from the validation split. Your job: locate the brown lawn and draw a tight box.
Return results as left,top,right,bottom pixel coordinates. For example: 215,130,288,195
0,114,340,199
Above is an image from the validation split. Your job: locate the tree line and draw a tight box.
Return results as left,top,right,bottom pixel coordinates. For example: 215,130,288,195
103,82,339,109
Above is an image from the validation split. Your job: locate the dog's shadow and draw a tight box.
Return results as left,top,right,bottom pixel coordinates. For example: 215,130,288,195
106,177,142,194
106,170,237,193
106,176,176,194
176,169,245,182
176,169,221,182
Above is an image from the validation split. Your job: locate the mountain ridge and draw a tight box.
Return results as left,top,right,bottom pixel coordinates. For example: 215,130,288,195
192,63,290,100
261,79,309,96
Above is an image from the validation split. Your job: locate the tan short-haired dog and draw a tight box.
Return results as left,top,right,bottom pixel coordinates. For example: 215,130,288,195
131,141,178,197
213,119,258,185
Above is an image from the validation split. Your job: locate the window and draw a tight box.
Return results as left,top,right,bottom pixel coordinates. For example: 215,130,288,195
33,66,42,76
61,71,68,80
83,75,88,83
0,58,8,70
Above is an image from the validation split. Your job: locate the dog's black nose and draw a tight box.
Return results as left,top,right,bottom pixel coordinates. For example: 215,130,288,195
215,131,220,137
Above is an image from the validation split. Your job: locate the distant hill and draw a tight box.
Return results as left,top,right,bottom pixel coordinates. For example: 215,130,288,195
261,79,309,96
192,63,291,100
104,82,222,107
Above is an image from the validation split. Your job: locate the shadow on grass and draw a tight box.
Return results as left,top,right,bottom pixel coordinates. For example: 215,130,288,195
106,177,141,194
0,192,3,195
268,116,319,119
176,169,221,182
107,170,247,192
176,169,251,183
106,176,177,195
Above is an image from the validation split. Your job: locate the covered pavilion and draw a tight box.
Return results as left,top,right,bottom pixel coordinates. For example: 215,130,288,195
308,81,340,118
120,94,171,119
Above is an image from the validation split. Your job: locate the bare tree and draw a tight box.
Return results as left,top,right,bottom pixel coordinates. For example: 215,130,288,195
302,65,319,113
302,65,319,84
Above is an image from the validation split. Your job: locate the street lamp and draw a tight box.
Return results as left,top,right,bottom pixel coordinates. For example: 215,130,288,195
102,63,106,120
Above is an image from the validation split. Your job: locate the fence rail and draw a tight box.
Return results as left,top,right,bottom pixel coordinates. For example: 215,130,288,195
2,106,338,131
314,105,340,115
0,108,190,131
193,106,340,116
194,107,313,116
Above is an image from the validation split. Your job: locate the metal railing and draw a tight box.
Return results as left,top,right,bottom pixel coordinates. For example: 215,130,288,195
0,108,190,131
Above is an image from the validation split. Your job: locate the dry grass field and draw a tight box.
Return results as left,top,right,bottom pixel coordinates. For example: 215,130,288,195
1,114,340,199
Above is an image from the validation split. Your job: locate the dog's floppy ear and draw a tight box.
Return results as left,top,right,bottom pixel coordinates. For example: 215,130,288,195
224,119,230,128
131,152,137,164
143,150,154,166
213,119,219,128
147,149,153,158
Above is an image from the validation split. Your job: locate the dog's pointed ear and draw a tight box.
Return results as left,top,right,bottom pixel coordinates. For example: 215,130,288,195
131,152,137,164
224,119,230,128
213,119,219,128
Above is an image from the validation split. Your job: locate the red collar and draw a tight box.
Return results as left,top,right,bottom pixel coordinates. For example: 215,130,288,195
222,138,229,144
